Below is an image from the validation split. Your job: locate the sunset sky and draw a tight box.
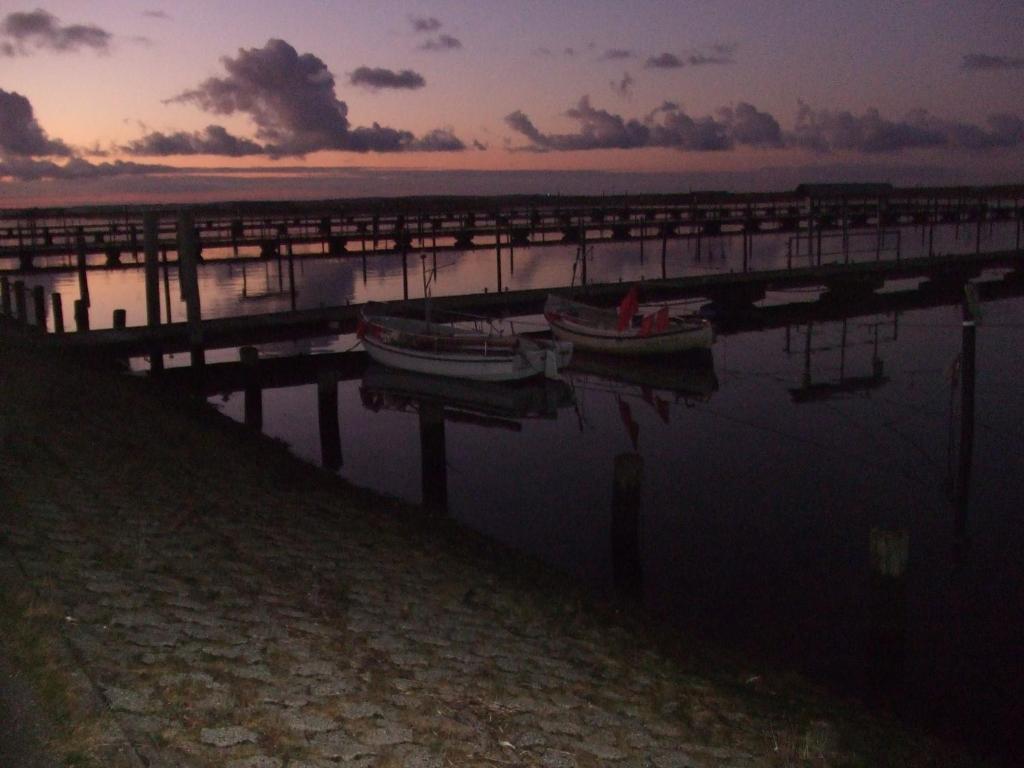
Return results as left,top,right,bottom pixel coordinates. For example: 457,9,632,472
2,1,1024,204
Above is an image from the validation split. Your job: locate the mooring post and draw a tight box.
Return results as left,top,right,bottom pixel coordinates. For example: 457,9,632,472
867,526,909,694
660,226,667,279
240,346,262,430
51,293,64,334
13,281,27,322
579,219,588,286
177,208,205,368
612,452,644,599
73,298,90,332
1,276,10,316
32,285,46,331
495,228,503,293
317,370,343,471
112,308,126,330
955,288,978,539
75,228,90,309
639,215,645,264
419,402,448,514
508,225,515,276
975,211,982,255
1016,204,1022,252
286,239,297,311
401,233,409,300
143,211,161,327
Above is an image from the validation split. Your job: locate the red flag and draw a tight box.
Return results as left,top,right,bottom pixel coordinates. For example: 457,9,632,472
617,286,639,331
654,306,670,331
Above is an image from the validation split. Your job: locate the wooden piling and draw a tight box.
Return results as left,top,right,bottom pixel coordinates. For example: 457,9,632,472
419,402,448,514
74,298,90,332
177,208,204,368
286,240,297,311
75,229,90,309
143,212,161,327
13,280,26,322
240,346,262,430
317,371,342,470
32,285,47,330
495,228,503,293
1,276,10,316
660,227,667,279
611,452,644,598
51,293,64,334
954,289,978,536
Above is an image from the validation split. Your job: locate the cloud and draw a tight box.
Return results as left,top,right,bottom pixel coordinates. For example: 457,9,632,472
143,10,171,20
349,66,426,90
0,9,111,56
419,34,462,51
645,52,683,69
0,156,174,181
410,16,441,33
168,39,463,155
600,48,634,61
505,97,780,152
0,88,72,156
961,53,1024,71
787,103,1023,152
120,125,264,156
611,72,634,99
645,45,736,69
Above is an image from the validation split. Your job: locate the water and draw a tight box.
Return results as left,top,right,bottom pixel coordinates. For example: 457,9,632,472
10,223,1024,763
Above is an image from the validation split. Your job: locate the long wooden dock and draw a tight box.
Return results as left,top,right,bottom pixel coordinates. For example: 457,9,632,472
3,185,1022,272
6,247,1018,358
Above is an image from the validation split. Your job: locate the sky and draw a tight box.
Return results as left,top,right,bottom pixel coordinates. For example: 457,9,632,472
2,1,1024,205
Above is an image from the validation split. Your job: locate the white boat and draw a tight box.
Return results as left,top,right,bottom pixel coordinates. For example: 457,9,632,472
544,290,713,355
358,304,573,381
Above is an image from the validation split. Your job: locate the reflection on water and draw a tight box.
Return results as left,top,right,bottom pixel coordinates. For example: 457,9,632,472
13,221,1023,762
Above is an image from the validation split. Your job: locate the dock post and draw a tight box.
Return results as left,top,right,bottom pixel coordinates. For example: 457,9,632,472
32,285,46,331
496,228,503,292
419,402,448,514
1016,205,1021,252
112,309,127,330
867,527,909,696
317,371,342,470
580,219,588,286
240,346,262,430
660,226,667,279
1,276,10,316
612,452,644,599
639,215,645,264
975,211,982,255
954,288,978,540
177,208,205,368
13,281,27,322
75,228,90,309
286,239,297,311
73,298,90,332
51,293,64,334
143,212,164,372
402,235,409,300
143,212,161,327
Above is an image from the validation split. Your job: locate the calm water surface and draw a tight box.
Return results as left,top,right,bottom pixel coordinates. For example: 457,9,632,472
17,224,1024,762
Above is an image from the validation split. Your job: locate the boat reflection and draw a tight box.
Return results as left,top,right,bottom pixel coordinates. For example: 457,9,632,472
564,348,719,404
359,364,576,512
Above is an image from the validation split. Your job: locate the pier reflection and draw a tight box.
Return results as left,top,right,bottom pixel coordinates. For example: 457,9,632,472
359,365,576,513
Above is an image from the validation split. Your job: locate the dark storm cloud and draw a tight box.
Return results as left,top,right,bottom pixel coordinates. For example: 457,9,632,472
419,34,462,51
505,97,779,152
349,67,426,90
0,88,71,156
788,103,1024,152
961,53,1024,71
0,9,111,56
600,48,634,61
121,125,264,156
0,156,174,181
168,39,463,156
410,16,442,33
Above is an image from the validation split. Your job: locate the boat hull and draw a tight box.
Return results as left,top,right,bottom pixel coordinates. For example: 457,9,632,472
547,318,713,355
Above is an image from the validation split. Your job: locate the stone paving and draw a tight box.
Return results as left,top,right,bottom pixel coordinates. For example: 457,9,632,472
0,340,960,767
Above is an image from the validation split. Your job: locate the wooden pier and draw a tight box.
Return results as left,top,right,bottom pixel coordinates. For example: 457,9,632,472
2,185,1023,273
